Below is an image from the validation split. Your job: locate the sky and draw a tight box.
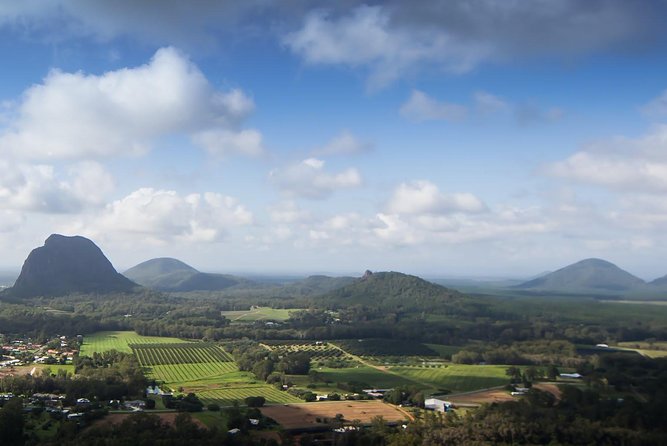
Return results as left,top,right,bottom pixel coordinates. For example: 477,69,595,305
2,1,667,279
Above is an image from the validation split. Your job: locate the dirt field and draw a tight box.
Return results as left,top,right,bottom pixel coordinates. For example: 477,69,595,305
447,388,515,406
447,383,563,406
533,383,562,399
89,412,206,430
260,401,412,430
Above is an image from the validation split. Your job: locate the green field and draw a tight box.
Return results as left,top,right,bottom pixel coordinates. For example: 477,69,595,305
197,384,302,405
311,365,417,389
388,364,510,392
617,341,667,358
80,331,190,355
220,307,295,322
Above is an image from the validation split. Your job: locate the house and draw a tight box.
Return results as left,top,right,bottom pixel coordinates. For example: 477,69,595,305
124,400,146,410
228,428,241,434
424,398,452,412
560,373,583,379
249,418,260,426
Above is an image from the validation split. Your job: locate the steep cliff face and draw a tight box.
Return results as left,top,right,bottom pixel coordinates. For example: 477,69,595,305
9,234,137,297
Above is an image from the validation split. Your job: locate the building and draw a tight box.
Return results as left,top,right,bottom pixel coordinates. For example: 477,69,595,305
424,398,452,412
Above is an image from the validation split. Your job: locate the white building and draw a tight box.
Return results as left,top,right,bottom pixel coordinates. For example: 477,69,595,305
425,398,452,412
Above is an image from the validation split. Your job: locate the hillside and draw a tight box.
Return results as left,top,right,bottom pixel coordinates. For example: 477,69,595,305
270,275,357,297
516,258,645,293
318,270,461,309
7,234,137,298
123,257,250,292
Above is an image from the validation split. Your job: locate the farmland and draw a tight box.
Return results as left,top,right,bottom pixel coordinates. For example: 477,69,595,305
131,343,240,385
388,364,510,392
197,385,302,405
263,341,350,362
220,306,295,322
260,401,412,430
80,331,189,355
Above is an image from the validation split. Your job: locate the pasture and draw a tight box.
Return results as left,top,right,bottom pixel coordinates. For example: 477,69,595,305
80,331,189,355
388,364,510,392
220,306,294,322
310,365,417,389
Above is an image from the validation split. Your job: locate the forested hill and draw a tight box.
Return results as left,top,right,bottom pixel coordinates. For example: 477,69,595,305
516,258,645,293
124,257,252,292
316,270,462,310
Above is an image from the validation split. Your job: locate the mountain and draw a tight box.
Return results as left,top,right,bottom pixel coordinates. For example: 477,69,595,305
7,234,137,297
649,274,667,287
317,270,461,309
270,275,357,297
123,258,250,292
516,258,645,293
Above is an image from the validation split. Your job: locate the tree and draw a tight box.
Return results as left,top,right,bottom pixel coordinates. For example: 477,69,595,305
0,398,24,446
244,396,266,407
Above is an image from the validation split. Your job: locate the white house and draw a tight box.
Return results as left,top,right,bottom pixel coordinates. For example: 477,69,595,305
425,398,452,412
559,373,583,379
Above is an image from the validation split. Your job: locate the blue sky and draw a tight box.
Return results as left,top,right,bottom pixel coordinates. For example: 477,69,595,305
2,1,667,279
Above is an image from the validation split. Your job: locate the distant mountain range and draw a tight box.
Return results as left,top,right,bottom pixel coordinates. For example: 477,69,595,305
515,258,665,295
4,234,667,300
5,234,137,298
123,258,252,292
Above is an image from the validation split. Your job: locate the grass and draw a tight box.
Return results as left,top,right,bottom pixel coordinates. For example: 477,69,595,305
220,307,296,322
388,364,511,393
197,384,302,405
192,411,228,429
616,341,667,358
80,331,190,355
310,365,417,389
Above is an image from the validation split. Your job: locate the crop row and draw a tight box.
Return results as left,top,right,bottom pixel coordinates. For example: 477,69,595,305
131,344,233,366
197,386,302,405
145,362,238,384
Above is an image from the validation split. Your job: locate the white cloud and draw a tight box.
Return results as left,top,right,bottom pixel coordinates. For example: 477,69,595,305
192,128,264,158
387,180,486,214
312,131,371,156
269,158,362,199
400,90,468,122
268,201,312,224
284,6,486,89
0,160,113,213
0,47,260,160
70,188,253,244
547,124,667,193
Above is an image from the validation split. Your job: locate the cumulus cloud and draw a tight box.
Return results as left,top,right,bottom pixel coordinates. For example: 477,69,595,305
269,158,362,199
0,160,113,213
400,90,467,122
72,188,253,244
547,124,667,193
312,131,372,157
387,181,486,214
0,47,262,160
